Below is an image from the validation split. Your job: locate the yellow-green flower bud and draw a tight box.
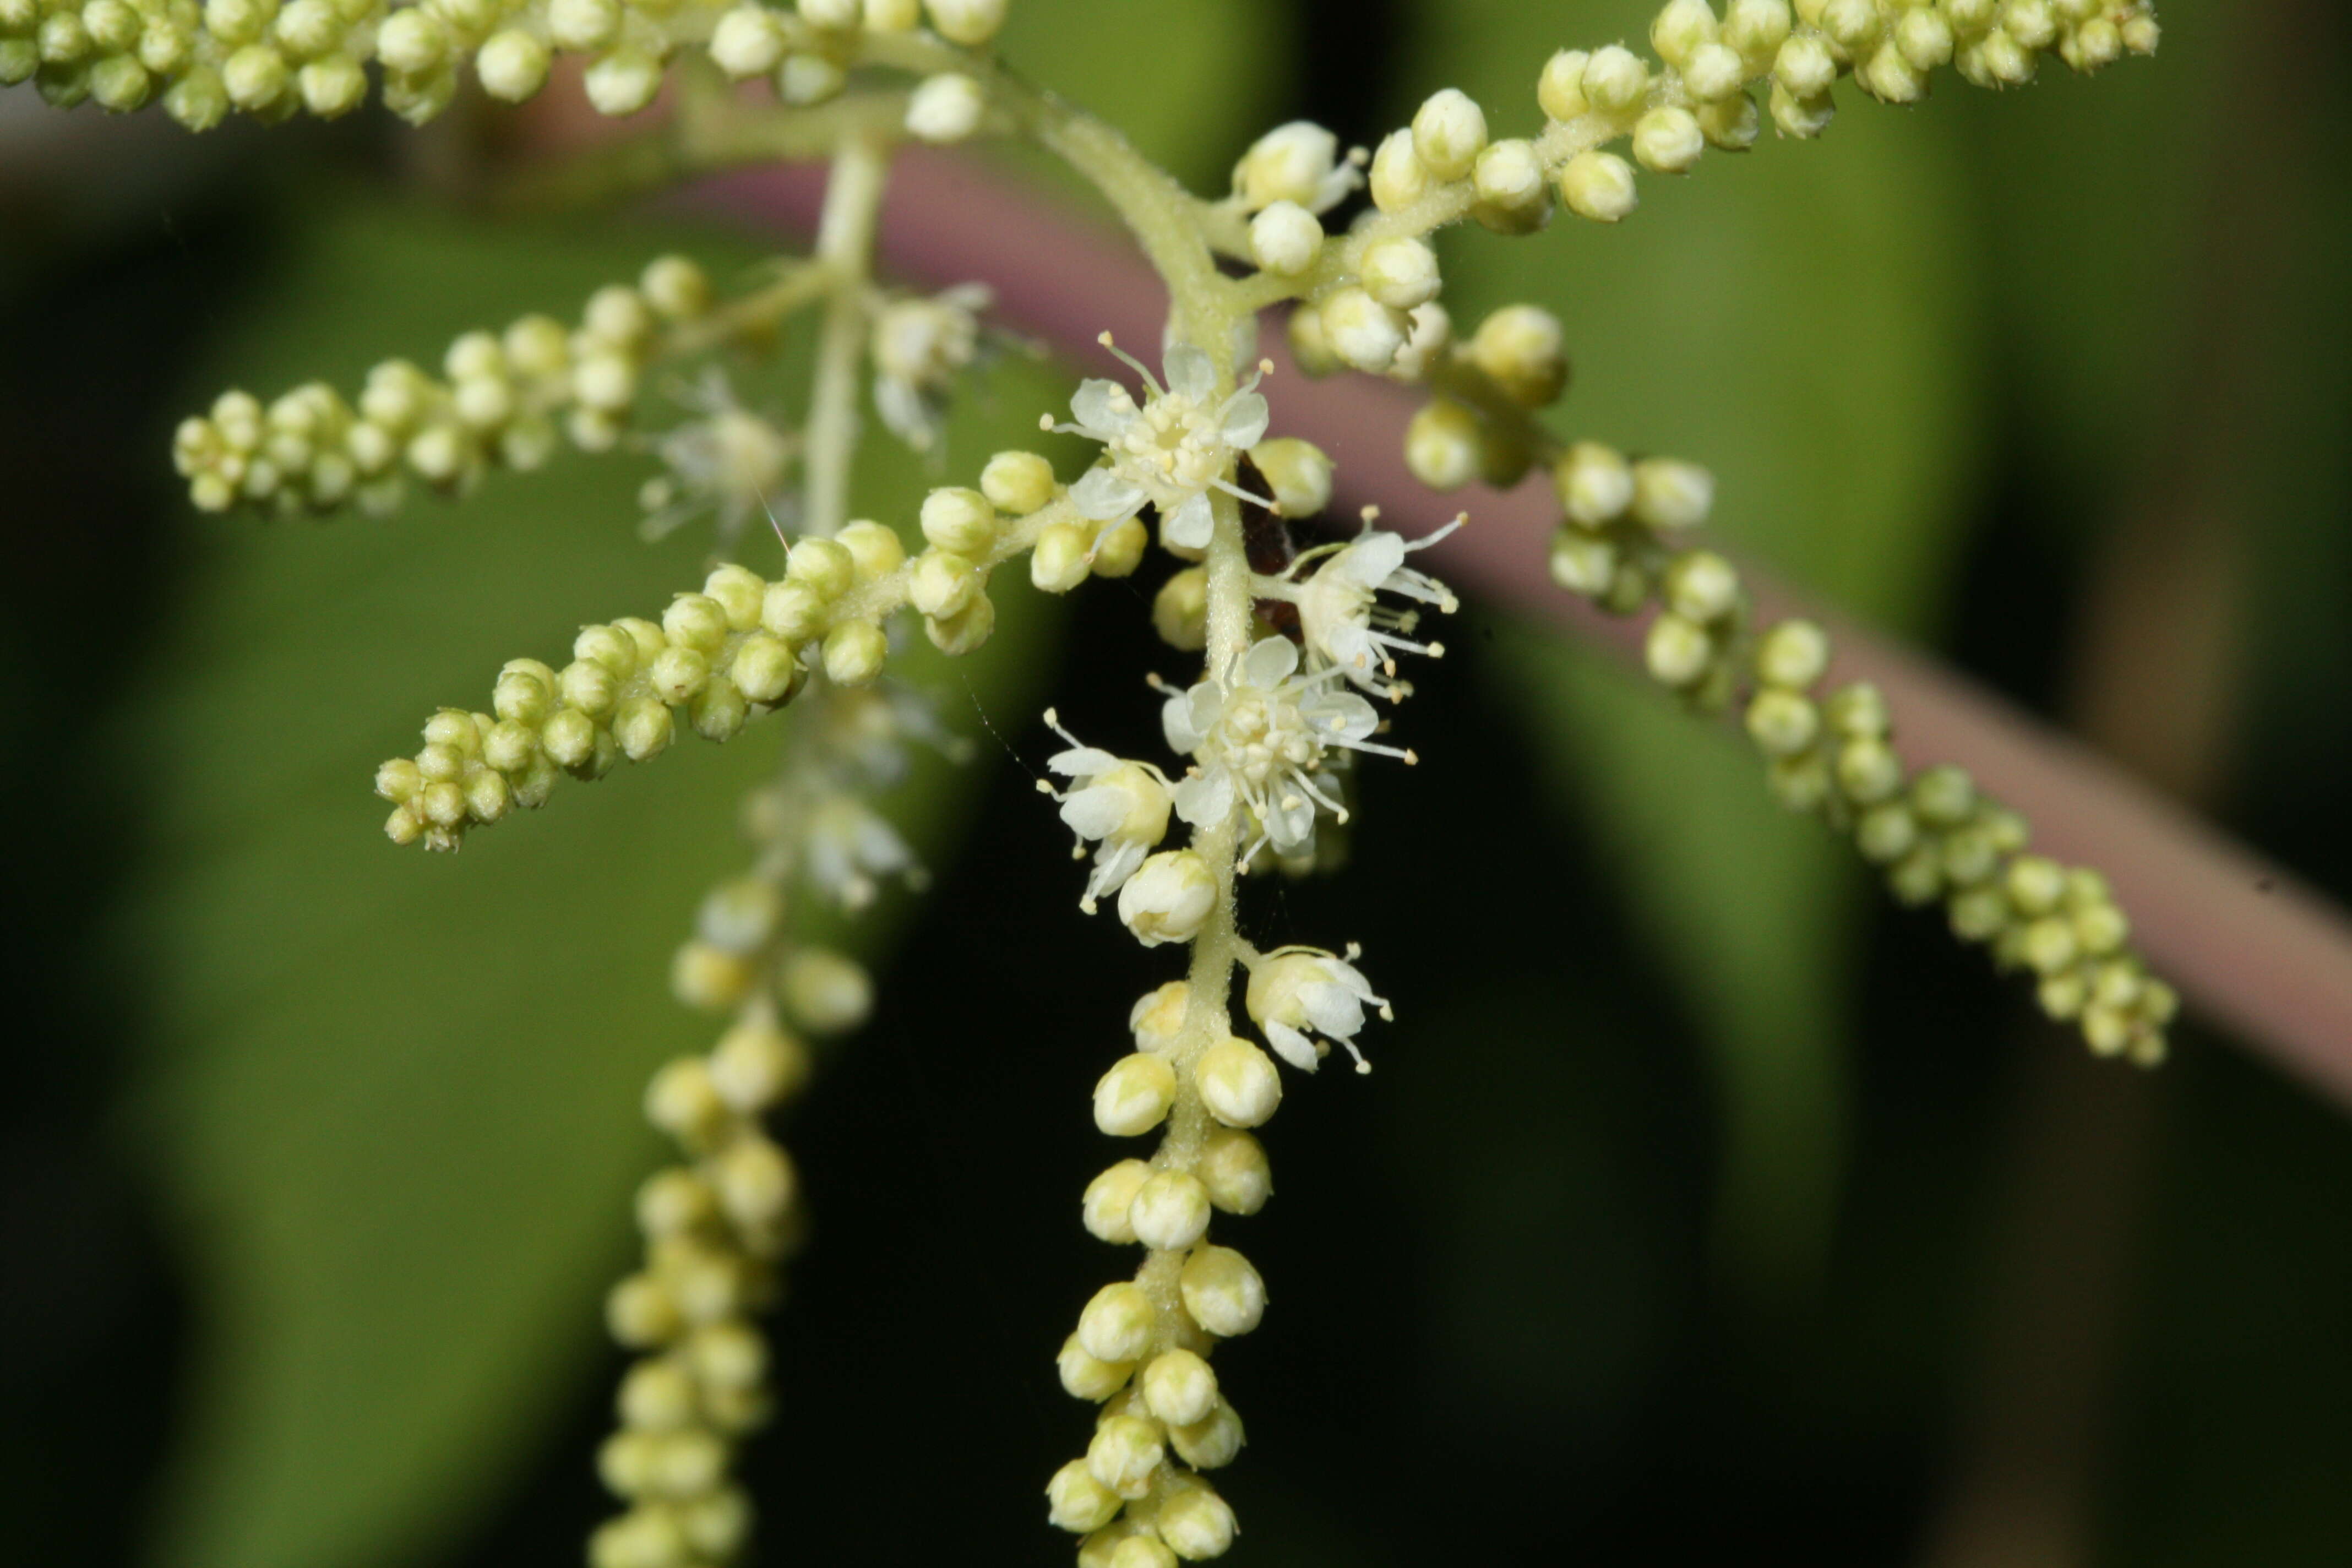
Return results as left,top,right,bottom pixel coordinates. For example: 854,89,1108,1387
1032,522,1094,594
1047,1458,1123,1534
1140,1349,1219,1428
1156,1483,1238,1561
1129,1170,1212,1251
1083,1159,1154,1244
921,486,998,556
821,620,888,686
1058,1331,1135,1401
980,449,1057,515
710,1016,810,1112
1411,87,1487,180
778,947,870,1034
1179,1245,1266,1337
1194,1037,1281,1129
1196,1128,1271,1215
1153,568,1210,651
1168,1400,1245,1470
1077,1282,1159,1364
1558,150,1638,222
1093,1052,1179,1137
1087,1412,1165,1500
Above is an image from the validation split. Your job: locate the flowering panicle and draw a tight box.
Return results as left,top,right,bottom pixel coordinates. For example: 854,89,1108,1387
1541,440,2177,1064
595,677,940,1568
173,255,736,520
1,0,1010,128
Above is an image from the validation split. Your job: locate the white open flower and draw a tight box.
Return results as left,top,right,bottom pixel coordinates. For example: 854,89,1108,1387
804,792,921,910
1162,635,1414,867
1273,513,1462,695
638,369,796,548
1049,335,1271,553
1245,945,1391,1075
1039,709,1174,913
870,282,990,453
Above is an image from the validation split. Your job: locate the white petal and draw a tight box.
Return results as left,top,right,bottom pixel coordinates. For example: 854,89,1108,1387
1047,744,1120,780
1060,785,1130,841
1342,532,1407,587
1241,635,1300,688
1164,345,1217,402
1183,682,1225,742
1162,691,1205,754
1070,378,1133,438
1071,466,1147,522
1264,791,1316,852
1163,490,1215,549
1218,391,1270,449
1086,835,1150,901
1299,979,1366,1038
1265,1020,1321,1072
1310,690,1381,742
1172,768,1235,828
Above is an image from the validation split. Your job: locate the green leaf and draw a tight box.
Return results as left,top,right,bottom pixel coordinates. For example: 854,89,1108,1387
1410,0,1983,1300
122,193,1064,1568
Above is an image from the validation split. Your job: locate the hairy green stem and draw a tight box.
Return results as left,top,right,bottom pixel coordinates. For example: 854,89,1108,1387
801,134,892,539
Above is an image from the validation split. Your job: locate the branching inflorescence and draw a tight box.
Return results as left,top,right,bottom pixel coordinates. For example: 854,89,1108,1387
15,0,2176,1561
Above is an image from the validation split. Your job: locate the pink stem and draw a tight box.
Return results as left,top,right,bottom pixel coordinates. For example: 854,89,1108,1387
683,151,2352,1112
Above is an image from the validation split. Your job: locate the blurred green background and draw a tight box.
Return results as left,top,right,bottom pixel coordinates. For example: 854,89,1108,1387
3,1,2350,1565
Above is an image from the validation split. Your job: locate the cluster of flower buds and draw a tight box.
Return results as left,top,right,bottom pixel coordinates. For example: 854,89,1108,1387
375,443,1090,849
3,0,1011,127
1743,621,2175,1062
174,256,713,518
1545,438,2174,1063
1050,939,1389,1564
594,1004,808,1568
593,678,916,1568
1390,302,1570,492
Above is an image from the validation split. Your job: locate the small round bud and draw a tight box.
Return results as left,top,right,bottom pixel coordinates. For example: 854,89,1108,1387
1140,1349,1219,1428
584,46,663,117
618,1358,698,1430
1555,442,1635,525
1058,1332,1134,1401
1548,529,1619,597
670,940,752,1011
763,580,827,643
1775,34,1837,98
1248,201,1323,276
1082,1159,1154,1244
643,257,711,321
835,520,906,580
705,0,790,69
1094,1053,1179,1137
1411,87,1487,181
785,536,856,599
1559,150,1639,222
1319,287,1408,374
1645,614,1714,687
1756,619,1829,690
798,0,859,24
1153,568,1210,652
475,29,548,101
1117,851,1216,947
1537,48,1591,121
778,51,846,105
1362,236,1441,312
1169,1401,1245,1470
1632,458,1715,530
1129,1170,1212,1251
1665,550,1740,622
1469,304,1567,407
1194,1038,1282,1129
1179,1246,1266,1337
1048,1459,1123,1534
710,1016,810,1111
925,0,1006,46
1236,440,1330,522
644,1056,731,1147
1581,44,1650,112
1032,522,1094,594
731,635,801,705
906,71,984,143
634,1167,717,1238
910,548,982,619
1745,690,1820,756
1076,1282,1158,1364
1406,399,1483,492
607,1273,683,1348
921,486,998,556
546,0,619,50
1197,1129,1272,1216
1634,106,1706,175
1091,519,1147,579
779,947,871,1034
1156,1484,1239,1561
821,620,888,686
1472,138,1552,233
925,589,995,655
981,450,1057,515
1232,119,1346,211
710,1134,797,1229
1286,302,1343,378
1367,128,1428,213
1087,1413,1165,1499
